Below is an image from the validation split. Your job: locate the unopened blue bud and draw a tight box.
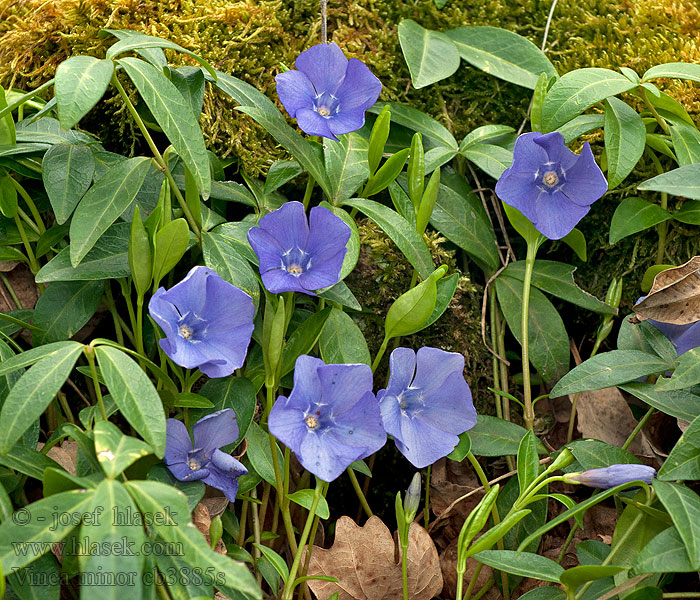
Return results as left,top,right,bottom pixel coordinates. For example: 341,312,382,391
404,473,421,519
565,464,656,489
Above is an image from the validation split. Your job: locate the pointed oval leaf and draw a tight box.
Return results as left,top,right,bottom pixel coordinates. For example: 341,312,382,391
604,97,646,189
319,308,371,367
398,19,460,89
42,143,95,224
638,164,700,200
609,197,671,244
55,56,114,130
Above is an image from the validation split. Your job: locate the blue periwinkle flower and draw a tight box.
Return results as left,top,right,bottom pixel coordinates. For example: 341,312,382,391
378,347,477,469
247,201,350,295
149,266,255,378
566,464,657,489
649,319,700,355
268,355,386,482
495,131,608,240
275,42,382,141
164,409,247,501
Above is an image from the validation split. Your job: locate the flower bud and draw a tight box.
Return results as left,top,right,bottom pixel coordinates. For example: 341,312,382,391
564,464,656,489
403,472,421,521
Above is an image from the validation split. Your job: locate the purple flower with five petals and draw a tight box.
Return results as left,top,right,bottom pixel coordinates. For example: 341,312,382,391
378,347,477,469
149,266,255,378
635,296,700,356
566,464,656,489
275,42,382,141
247,201,350,295
495,131,608,240
164,409,247,501
268,355,386,482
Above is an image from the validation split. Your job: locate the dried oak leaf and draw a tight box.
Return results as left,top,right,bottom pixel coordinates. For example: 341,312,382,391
307,516,442,600
633,256,700,324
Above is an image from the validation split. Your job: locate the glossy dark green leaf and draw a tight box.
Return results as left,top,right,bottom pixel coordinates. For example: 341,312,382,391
324,132,369,204
495,273,570,382
361,148,409,197
281,308,332,377
32,280,103,345
94,420,152,478
0,445,63,481
549,350,670,397
385,266,446,338
369,102,458,150
319,308,371,366
556,114,604,143
461,143,513,179
638,164,700,200
169,66,206,119
658,413,700,481
653,479,700,568
245,422,283,486
37,222,130,283
317,281,362,311
287,489,330,519
8,552,60,600
670,122,700,166
118,58,211,199
152,218,190,287
620,382,700,422
473,550,563,582
643,62,700,84
542,68,637,131
517,430,540,493
559,565,627,589
673,200,700,225
69,156,151,267
0,172,17,218
55,56,114,130
95,346,166,458
566,439,642,470
446,26,557,89
469,415,547,456
0,344,83,453
460,124,515,151
632,526,695,574
263,160,303,196
399,20,460,89
609,197,671,244
42,142,95,224
656,348,700,391
603,97,646,189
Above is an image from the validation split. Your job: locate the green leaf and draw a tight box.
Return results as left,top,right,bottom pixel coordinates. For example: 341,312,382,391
324,132,369,204
69,156,151,267
670,122,700,166
517,589,566,600
632,526,695,574
604,97,646,189
125,480,260,600
152,218,190,287
317,281,361,311
642,62,700,84
0,489,95,572
562,229,587,263
236,105,332,198
118,58,211,199
398,20,460,89
469,415,547,456
81,479,145,599
541,68,637,132
658,413,700,481
0,445,64,481
656,348,700,391
343,197,434,279
0,86,15,146
129,206,152,295
170,66,206,119
609,197,671,244
653,479,700,568
202,231,260,311
530,73,549,133
646,132,676,160
556,114,605,143
37,222,131,283
147,463,204,512
461,143,513,179
495,273,570,382
246,422,283,486
446,26,558,89
430,183,500,272
264,161,303,196
0,172,17,218
31,280,103,345
460,124,515,151
447,432,471,461
368,105,390,176
620,382,700,422
93,420,152,478
566,439,642,470
473,550,564,582
369,102,458,150
0,344,83,453
319,308,371,366
549,350,670,397
287,489,330,519
517,430,540,493
502,202,541,246
8,553,60,600
210,221,257,264
42,142,95,224
191,376,256,446
407,133,425,210
107,33,216,78
281,308,332,377
560,565,627,589
503,260,615,314
253,544,289,583
0,341,81,378
638,164,700,199
361,148,410,197
55,56,114,130
95,345,166,458
385,266,447,338
673,199,700,225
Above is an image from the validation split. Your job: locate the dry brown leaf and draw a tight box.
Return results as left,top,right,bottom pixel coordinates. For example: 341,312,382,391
633,256,700,324
193,503,227,555
575,387,653,456
0,263,38,312
38,440,78,475
307,515,443,600
201,495,230,518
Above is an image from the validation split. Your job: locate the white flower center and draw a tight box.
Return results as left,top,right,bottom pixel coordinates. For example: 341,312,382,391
179,325,193,339
543,171,559,187
317,106,331,117
305,415,319,429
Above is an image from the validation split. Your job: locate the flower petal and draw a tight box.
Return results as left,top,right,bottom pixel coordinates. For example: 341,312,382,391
333,58,382,111
411,347,465,394
165,418,193,465
158,265,211,316
327,109,368,137
275,70,316,118
247,227,286,275
294,42,348,96
395,413,461,469
295,107,338,140
200,275,255,330
417,371,477,435
202,452,246,502
533,131,578,169
331,390,386,455
561,142,608,206
533,190,590,239
289,355,325,409
506,132,549,174
159,335,213,371
210,449,248,478
383,347,417,398
261,268,312,295
296,249,346,291
268,395,309,454
316,363,374,416
297,429,364,482
495,170,541,224
193,409,239,453
255,201,310,253
306,206,351,260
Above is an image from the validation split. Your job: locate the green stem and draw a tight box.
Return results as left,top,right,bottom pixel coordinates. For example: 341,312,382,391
237,499,249,547
621,406,655,451
12,213,41,276
268,420,298,555
471,578,495,600
647,150,668,265
85,346,108,421
0,272,22,309
489,293,503,419
520,240,538,430
301,175,315,210
111,74,201,240
346,467,373,518
463,562,484,600
135,294,145,356
281,479,324,600
371,337,390,373
17,207,41,236
0,79,55,120
557,521,579,564
641,87,670,135
250,486,263,586
424,464,431,528
566,393,580,444
103,282,125,347
10,178,45,234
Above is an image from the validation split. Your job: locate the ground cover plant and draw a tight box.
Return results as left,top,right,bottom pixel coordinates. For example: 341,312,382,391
1,2,700,599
